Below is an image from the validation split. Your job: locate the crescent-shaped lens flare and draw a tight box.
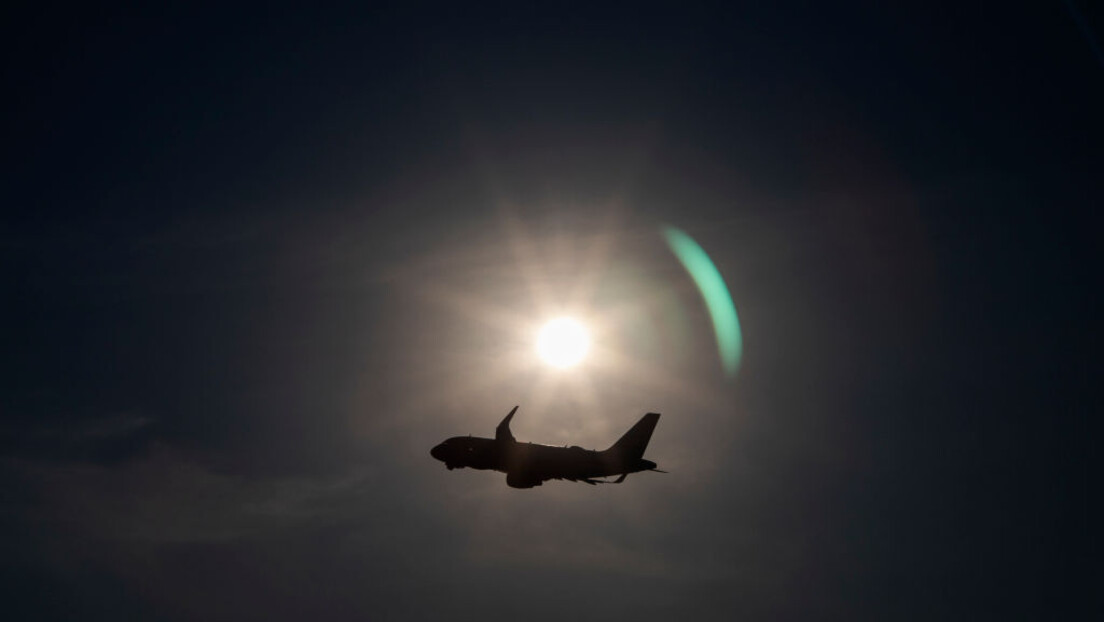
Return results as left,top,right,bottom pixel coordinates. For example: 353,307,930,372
663,226,743,378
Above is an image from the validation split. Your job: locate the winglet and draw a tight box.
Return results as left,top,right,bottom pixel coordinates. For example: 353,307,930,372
496,405,518,443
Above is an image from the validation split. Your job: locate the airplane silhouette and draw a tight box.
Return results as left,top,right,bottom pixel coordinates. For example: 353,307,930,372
430,406,665,488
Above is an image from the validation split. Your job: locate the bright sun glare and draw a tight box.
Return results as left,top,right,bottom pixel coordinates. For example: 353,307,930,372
536,317,590,368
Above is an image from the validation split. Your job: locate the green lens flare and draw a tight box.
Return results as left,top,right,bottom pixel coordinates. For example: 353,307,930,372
663,226,743,378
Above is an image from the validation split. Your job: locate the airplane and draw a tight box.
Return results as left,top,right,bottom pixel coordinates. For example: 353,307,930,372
430,406,665,488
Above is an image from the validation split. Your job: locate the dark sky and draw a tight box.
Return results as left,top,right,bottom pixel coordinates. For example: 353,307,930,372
2,2,1097,620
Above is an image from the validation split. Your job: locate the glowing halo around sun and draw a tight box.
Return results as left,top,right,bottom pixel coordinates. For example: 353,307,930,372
536,317,591,368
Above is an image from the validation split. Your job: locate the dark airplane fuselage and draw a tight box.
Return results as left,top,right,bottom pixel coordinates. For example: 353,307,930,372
431,437,656,487
430,409,662,488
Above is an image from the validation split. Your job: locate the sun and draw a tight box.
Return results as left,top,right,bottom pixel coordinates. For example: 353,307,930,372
536,317,591,368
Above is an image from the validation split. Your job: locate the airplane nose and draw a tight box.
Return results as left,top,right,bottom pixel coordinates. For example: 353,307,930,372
430,443,446,461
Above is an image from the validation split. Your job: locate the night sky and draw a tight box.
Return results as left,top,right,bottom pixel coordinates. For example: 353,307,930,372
2,3,1097,620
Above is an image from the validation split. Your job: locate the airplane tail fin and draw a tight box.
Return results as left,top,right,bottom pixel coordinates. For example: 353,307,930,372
606,412,660,460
